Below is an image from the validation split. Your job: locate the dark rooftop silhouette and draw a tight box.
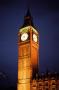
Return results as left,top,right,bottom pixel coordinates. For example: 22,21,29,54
21,8,34,28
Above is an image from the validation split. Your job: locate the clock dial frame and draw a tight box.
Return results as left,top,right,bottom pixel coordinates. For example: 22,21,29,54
21,33,29,41
33,33,38,43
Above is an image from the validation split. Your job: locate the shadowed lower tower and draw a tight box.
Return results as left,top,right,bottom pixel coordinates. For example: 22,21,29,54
17,9,39,90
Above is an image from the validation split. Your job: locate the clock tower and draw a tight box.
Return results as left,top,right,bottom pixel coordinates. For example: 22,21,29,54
17,9,39,90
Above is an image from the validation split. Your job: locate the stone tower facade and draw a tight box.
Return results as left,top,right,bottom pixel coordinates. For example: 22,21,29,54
17,9,39,90
17,9,59,90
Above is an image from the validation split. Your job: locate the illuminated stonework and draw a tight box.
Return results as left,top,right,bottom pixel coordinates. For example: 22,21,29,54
20,26,38,34
17,25,39,90
17,9,59,90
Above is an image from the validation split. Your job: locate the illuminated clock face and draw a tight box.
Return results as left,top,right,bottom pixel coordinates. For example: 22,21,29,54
21,33,28,41
33,34,37,42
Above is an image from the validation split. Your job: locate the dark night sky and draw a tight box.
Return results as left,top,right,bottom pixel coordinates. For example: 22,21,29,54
0,0,59,86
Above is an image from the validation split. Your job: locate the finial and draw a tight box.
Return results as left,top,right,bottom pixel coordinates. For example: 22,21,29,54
25,8,31,18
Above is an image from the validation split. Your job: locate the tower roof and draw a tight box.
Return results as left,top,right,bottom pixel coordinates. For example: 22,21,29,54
21,8,34,28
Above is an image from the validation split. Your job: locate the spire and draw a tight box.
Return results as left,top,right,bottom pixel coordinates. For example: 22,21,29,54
21,8,34,28
25,8,32,17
